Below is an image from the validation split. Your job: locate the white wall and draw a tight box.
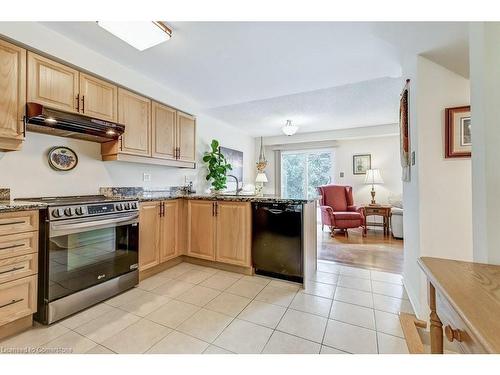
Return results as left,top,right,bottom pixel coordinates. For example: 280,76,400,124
403,56,472,319
470,23,500,264
0,23,255,198
332,136,402,206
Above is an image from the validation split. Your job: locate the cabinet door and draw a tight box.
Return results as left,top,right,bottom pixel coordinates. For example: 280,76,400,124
152,101,176,160
118,88,151,156
27,52,79,113
176,111,196,162
139,202,160,271
187,200,215,260
79,73,117,121
215,202,251,267
0,39,25,149
160,200,179,262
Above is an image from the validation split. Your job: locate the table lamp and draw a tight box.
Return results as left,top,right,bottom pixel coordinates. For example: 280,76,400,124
255,172,268,197
364,169,384,205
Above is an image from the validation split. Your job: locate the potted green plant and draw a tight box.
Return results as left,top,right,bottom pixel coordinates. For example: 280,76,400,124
203,139,232,194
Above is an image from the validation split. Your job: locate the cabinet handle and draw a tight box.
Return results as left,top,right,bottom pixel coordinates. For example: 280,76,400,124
0,298,24,309
212,202,215,217
119,136,123,151
22,115,27,138
214,201,218,216
444,325,464,342
76,94,80,112
81,95,85,113
0,243,23,251
0,266,25,275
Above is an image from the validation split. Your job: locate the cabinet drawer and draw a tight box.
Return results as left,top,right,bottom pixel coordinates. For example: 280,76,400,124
0,231,38,260
0,275,37,326
0,210,38,236
436,291,486,353
0,253,38,284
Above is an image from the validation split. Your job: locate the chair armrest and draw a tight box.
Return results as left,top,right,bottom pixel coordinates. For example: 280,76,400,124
319,205,335,225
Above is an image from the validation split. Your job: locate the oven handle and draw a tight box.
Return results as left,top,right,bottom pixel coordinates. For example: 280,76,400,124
50,214,139,237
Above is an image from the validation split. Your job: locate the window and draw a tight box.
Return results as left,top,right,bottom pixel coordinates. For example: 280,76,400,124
281,149,333,199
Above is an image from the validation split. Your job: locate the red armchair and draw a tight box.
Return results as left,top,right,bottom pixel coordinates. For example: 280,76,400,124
317,185,366,237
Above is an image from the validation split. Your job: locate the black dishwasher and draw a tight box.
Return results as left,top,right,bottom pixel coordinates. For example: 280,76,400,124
252,202,303,283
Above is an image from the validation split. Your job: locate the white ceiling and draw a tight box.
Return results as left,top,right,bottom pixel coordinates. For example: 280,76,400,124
41,22,469,136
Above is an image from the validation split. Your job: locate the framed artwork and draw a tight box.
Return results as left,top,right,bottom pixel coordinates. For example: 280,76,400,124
445,106,471,158
353,154,371,175
220,146,243,181
400,81,410,181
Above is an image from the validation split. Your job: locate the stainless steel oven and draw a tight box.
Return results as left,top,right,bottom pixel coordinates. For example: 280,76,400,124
23,196,140,324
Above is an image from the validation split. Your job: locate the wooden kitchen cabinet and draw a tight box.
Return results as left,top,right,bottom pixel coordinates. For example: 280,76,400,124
0,39,26,151
138,201,160,271
117,88,151,157
159,200,179,262
215,202,251,267
152,101,176,160
79,73,117,122
186,200,251,267
27,52,79,113
177,111,196,163
0,210,39,339
187,200,216,261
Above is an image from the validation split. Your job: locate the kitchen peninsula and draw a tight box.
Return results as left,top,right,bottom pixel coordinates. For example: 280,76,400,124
99,187,318,287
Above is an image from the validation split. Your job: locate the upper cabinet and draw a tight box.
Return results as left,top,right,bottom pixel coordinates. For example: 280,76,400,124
0,39,26,151
27,52,118,122
117,88,151,157
177,112,196,163
79,73,117,122
152,101,176,160
27,52,79,113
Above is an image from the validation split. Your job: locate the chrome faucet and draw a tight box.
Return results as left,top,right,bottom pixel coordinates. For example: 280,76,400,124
227,175,243,195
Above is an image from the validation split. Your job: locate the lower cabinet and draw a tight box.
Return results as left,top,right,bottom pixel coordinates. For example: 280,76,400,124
159,200,179,262
0,210,39,335
139,200,179,271
139,199,252,273
138,201,160,271
187,200,251,267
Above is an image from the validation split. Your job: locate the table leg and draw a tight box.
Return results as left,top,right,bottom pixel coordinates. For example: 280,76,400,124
429,282,444,354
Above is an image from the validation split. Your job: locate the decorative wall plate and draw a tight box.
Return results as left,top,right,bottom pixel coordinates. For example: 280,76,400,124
48,146,78,171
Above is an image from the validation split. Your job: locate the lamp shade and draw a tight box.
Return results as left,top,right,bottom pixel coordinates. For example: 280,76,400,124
364,169,384,184
255,172,268,183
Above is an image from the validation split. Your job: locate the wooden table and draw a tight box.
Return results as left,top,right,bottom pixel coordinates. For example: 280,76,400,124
418,257,500,353
362,205,392,235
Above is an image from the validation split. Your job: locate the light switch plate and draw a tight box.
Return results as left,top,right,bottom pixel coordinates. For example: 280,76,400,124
340,172,344,178
143,173,151,182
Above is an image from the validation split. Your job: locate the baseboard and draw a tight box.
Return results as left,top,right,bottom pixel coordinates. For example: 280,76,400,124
139,257,183,281
182,256,253,276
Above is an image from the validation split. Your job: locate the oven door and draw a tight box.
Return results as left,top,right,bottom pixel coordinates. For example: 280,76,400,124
47,212,139,302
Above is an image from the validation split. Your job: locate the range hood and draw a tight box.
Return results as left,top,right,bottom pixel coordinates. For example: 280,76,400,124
25,102,125,143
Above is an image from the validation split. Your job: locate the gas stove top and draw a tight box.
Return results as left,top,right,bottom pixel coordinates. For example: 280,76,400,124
17,195,139,221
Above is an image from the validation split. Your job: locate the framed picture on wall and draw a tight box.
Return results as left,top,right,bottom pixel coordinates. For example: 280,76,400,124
445,105,471,158
353,154,371,175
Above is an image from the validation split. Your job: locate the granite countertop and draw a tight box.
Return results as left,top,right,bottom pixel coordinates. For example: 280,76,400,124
0,200,48,213
103,187,318,204
135,193,318,204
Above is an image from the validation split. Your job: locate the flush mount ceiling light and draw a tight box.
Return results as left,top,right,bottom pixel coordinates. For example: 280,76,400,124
97,21,172,51
282,120,298,136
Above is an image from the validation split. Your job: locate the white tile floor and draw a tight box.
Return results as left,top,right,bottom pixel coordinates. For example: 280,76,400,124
0,260,412,354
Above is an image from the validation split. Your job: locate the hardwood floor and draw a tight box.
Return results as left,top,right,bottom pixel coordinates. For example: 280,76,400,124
317,226,404,274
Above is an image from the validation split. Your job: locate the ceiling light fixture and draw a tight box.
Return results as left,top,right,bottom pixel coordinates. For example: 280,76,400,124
97,21,172,51
282,120,298,136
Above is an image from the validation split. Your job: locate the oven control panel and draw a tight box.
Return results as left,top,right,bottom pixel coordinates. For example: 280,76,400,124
49,200,139,220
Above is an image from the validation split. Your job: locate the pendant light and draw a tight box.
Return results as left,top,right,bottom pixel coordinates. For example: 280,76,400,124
282,120,298,136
